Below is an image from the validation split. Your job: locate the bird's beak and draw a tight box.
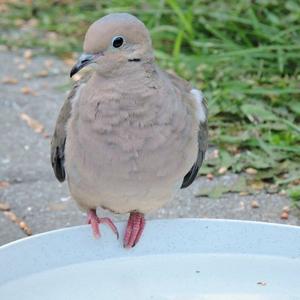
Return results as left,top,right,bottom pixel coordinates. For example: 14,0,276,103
70,53,95,77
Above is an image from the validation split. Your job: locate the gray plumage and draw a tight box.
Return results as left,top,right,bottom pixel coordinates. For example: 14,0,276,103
50,13,208,217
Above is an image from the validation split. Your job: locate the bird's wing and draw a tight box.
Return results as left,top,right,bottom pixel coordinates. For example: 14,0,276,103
50,73,91,182
163,71,208,189
181,88,208,188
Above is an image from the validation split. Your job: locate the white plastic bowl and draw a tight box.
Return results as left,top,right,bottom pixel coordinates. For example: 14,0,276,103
0,219,300,299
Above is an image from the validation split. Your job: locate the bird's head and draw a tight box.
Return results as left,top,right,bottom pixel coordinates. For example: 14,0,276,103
70,13,154,78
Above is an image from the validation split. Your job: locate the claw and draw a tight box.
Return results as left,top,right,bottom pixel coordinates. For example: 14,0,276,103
87,209,119,239
124,212,145,248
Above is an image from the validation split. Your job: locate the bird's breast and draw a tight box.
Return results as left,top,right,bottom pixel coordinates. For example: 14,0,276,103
66,82,198,193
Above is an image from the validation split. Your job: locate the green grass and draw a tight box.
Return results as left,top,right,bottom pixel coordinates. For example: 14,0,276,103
1,0,300,198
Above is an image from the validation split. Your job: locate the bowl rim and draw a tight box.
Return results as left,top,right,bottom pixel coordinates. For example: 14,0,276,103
1,218,300,284
1,218,300,250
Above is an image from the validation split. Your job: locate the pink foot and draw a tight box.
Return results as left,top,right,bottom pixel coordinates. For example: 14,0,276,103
87,209,119,239
124,212,145,248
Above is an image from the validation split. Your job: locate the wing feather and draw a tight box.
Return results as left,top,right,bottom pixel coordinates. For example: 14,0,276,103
162,70,208,189
50,73,90,182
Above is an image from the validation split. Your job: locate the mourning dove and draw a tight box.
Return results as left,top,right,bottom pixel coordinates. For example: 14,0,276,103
51,13,208,248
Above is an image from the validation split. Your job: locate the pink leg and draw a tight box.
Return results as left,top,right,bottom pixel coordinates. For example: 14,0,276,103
124,212,145,248
87,209,119,239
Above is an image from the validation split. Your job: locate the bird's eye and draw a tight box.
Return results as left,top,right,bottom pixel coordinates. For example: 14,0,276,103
112,36,124,48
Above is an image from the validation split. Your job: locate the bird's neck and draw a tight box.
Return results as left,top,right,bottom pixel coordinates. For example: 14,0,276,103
89,61,158,97
95,57,155,78
78,62,162,126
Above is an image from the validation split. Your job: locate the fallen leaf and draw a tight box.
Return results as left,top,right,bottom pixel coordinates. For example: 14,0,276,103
239,191,249,196
251,200,260,208
245,168,257,175
3,210,32,236
250,180,265,190
293,179,300,185
24,49,32,60
2,76,18,84
20,113,44,133
280,211,289,220
226,145,239,154
0,3,8,13
21,86,36,95
218,166,227,175
206,173,214,180
19,221,32,236
0,181,10,188
266,184,279,194
282,206,290,213
0,207,32,235
4,211,18,222
36,70,49,77
0,202,10,211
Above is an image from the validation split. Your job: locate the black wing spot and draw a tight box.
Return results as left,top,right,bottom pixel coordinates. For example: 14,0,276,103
180,163,199,189
128,58,141,62
53,141,66,182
